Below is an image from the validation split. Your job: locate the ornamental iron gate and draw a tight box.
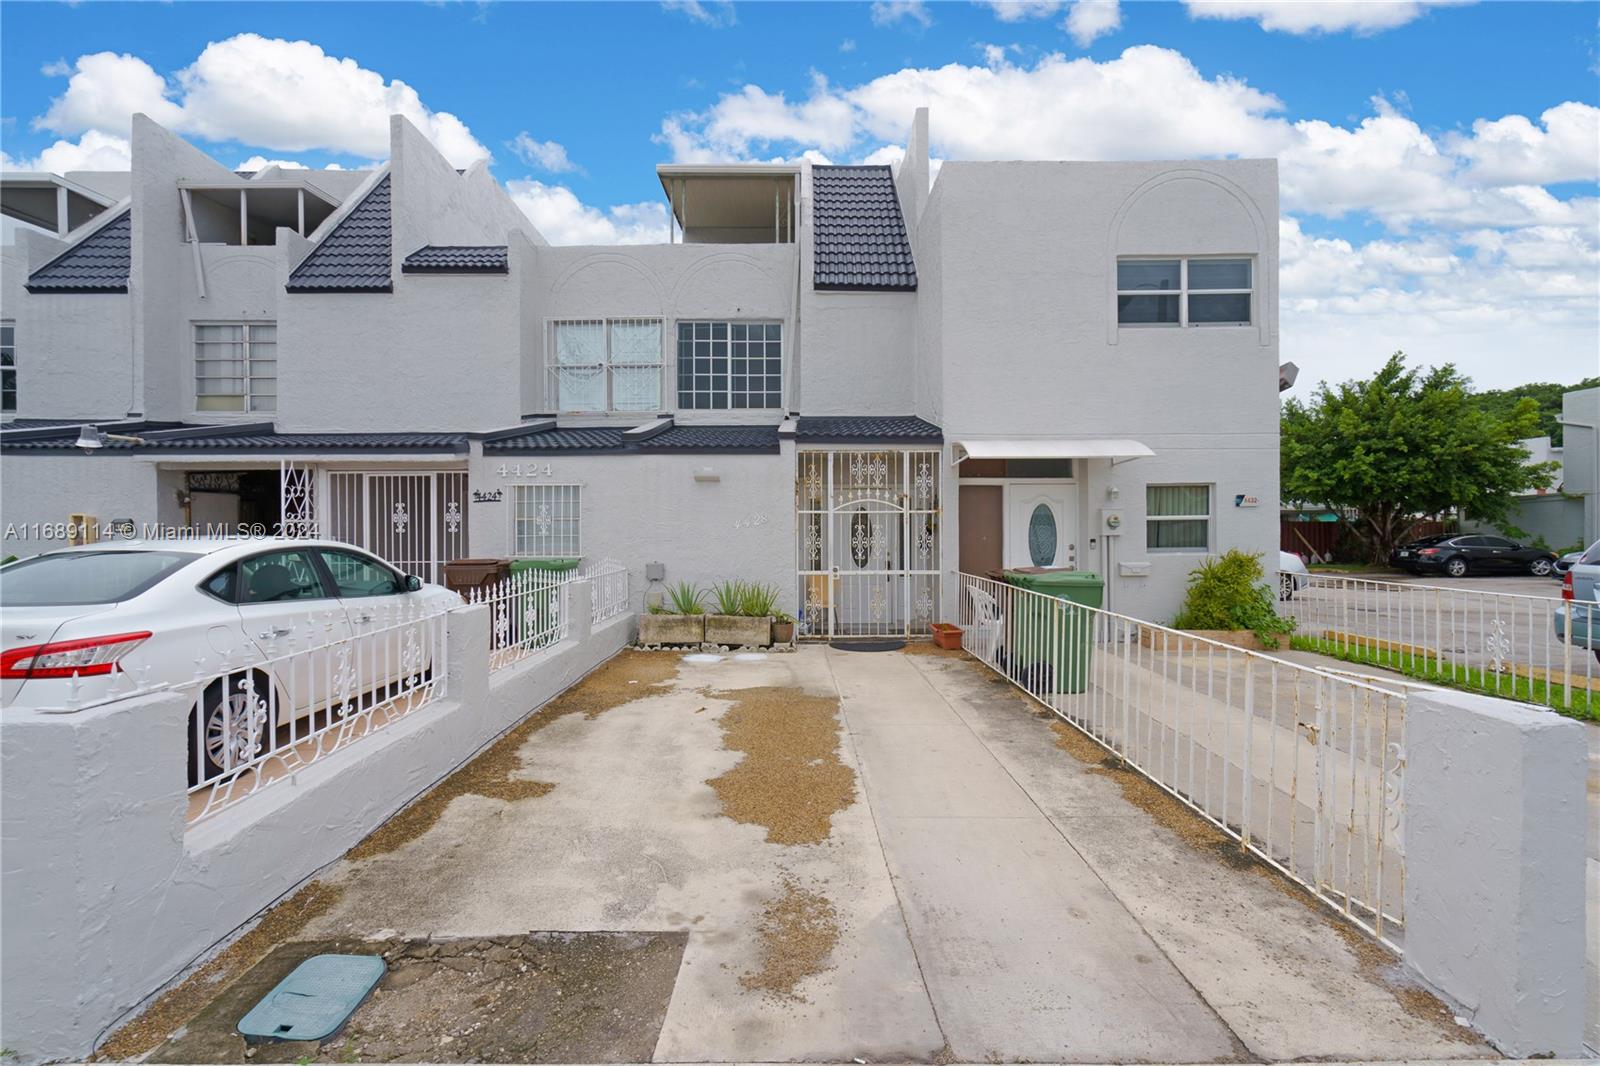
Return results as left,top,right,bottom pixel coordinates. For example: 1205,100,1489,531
278,464,469,584
797,449,941,639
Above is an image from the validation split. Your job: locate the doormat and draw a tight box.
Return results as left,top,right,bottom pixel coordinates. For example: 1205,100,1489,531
148,931,689,1064
830,639,907,652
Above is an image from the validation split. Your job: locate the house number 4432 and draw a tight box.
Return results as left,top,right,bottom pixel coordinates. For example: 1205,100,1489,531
497,462,554,478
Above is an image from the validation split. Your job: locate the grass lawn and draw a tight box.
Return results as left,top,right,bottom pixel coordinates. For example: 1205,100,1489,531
1306,562,1402,575
1290,635,1598,723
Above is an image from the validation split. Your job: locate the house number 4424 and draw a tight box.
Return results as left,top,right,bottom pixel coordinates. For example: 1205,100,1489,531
497,462,554,478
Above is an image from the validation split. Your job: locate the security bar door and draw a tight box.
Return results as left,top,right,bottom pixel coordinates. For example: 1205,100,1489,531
323,471,469,584
798,449,940,640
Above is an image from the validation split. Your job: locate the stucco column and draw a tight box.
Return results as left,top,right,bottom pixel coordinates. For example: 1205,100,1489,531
1401,688,1587,1057
445,603,491,710
567,578,594,645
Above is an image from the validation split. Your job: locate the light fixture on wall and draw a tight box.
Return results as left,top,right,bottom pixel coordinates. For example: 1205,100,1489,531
1106,484,1121,501
75,424,147,455
693,467,721,483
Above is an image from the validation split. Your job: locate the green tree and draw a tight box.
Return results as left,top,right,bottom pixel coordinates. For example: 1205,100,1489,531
1281,353,1557,562
1470,375,1600,447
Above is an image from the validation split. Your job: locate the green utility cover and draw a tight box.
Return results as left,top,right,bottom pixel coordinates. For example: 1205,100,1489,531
510,557,581,574
236,954,385,1043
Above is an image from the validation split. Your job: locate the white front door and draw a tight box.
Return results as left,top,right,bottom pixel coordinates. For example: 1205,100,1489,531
1006,484,1076,569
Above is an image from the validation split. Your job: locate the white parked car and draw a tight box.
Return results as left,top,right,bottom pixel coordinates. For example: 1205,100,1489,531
0,538,461,783
1278,550,1311,599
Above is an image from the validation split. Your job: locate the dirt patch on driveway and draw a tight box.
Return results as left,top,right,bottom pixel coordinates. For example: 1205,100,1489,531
349,651,680,858
147,931,688,1064
739,877,842,1000
704,685,856,845
95,880,345,1062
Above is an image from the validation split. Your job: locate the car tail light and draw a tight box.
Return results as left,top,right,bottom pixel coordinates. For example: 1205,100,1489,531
1563,571,1574,602
0,631,152,679
1419,548,1439,556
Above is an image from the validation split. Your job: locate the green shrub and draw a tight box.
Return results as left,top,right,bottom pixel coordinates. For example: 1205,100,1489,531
1171,549,1295,648
740,582,780,618
666,580,707,615
708,579,749,616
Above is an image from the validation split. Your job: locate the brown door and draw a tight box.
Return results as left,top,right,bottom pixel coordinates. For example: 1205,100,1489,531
959,485,1003,577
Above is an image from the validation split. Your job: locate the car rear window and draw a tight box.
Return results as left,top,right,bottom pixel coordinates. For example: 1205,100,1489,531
1581,541,1600,566
0,550,198,606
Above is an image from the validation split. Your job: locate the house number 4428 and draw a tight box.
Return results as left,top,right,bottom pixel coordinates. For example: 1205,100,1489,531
497,462,554,478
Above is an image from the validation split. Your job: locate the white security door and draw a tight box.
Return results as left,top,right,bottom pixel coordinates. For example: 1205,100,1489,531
1006,484,1076,569
324,471,469,584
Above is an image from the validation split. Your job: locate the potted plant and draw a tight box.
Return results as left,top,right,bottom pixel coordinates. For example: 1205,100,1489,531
638,580,706,645
743,582,784,644
771,610,796,645
706,579,770,647
1150,550,1295,651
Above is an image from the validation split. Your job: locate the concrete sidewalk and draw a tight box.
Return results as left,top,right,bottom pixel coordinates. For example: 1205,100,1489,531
130,646,1493,1063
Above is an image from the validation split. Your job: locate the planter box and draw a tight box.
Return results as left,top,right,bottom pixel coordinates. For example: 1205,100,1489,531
931,623,963,650
706,614,771,647
1138,626,1269,653
639,613,705,646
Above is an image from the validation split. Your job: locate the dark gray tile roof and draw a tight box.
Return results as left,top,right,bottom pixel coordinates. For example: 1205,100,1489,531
812,166,916,292
794,415,942,443
287,175,392,293
486,423,777,454
2,424,466,454
401,245,509,273
25,209,132,293
635,424,779,452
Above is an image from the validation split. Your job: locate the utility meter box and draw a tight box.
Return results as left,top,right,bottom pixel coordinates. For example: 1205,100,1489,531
1100,508,1125,536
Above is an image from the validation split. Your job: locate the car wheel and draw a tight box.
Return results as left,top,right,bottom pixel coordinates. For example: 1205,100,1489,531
1445,557,1469,578
1528,558,1553,577
1279,573,1295,600
188,672,274,787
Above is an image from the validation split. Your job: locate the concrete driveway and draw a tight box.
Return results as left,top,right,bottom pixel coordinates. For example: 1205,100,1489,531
132,647,1490,1064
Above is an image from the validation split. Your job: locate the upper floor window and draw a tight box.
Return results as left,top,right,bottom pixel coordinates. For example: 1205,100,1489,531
676,320,782,410
550,318,663,413
195,322,276,413
1,321,15,412
1117,258,1252,327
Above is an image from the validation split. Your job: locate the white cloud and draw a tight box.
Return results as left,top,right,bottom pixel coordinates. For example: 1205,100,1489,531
982,0,1064,21
1,129,132,171
1184,1,1471,36
840,38,858,53
31,34,488,167
507,133,579,173
235,155,347,172
1063,0,1122,46
872,1,932,27
660,0,737,27
505,179,669,245
1446,101,1600,186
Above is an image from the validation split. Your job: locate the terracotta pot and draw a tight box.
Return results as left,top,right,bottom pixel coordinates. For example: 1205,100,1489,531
772,621,795,644
931,622,963,650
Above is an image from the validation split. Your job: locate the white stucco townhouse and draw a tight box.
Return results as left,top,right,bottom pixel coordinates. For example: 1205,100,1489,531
0,108,1281,632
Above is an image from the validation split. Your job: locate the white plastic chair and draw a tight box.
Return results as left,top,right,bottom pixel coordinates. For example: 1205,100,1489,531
966,584,1005,662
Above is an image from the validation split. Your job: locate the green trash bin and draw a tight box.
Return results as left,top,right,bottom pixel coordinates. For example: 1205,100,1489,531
1002,568,1104,694
508,558,580,646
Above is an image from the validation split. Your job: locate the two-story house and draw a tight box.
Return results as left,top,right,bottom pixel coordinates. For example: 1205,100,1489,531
0,108,1280,631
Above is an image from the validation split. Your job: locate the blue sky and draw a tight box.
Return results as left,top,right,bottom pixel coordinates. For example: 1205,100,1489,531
2,0,1596,392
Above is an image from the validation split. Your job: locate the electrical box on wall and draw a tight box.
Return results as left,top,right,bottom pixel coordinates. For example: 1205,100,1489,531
1100,508,1125,536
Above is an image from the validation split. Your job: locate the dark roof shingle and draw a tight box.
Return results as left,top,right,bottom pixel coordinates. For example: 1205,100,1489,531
401,245,509,273
26,209,132,293
1,423,466,454
794,415,941,443
484,427,628,453
812,166,917,292
635,424,779,452
287,175,392,293
485,423,778,454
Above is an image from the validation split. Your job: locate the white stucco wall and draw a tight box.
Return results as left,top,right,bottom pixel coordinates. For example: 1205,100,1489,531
0,454,160,558
467,444,797,616
923,159,1280,622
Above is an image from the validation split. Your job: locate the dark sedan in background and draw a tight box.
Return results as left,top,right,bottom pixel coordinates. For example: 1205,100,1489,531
1390,534,1558,578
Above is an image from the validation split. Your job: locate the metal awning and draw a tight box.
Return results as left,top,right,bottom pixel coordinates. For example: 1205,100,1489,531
950,438,1155,464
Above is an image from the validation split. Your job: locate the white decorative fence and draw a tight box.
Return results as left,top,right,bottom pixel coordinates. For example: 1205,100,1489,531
186,600,451,824
958,572,1408,950
468,559,630,672
1285,574,1597,714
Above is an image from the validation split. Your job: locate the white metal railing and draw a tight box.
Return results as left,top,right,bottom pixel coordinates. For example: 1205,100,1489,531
1284,574,1597,715
958,572,1408,950
585,558,631,624
470,565,573,671
185,598,451,824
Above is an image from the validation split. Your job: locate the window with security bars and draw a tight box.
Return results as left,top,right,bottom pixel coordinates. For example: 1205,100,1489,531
514,484,581,557
551,318,663,412
1,321,14,412
195,322,276,412
1117,258,1252,327
1147,484,1211,551
676,321,782,410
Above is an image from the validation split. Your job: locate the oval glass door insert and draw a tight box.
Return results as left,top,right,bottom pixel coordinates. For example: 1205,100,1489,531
1027,504,1057,567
